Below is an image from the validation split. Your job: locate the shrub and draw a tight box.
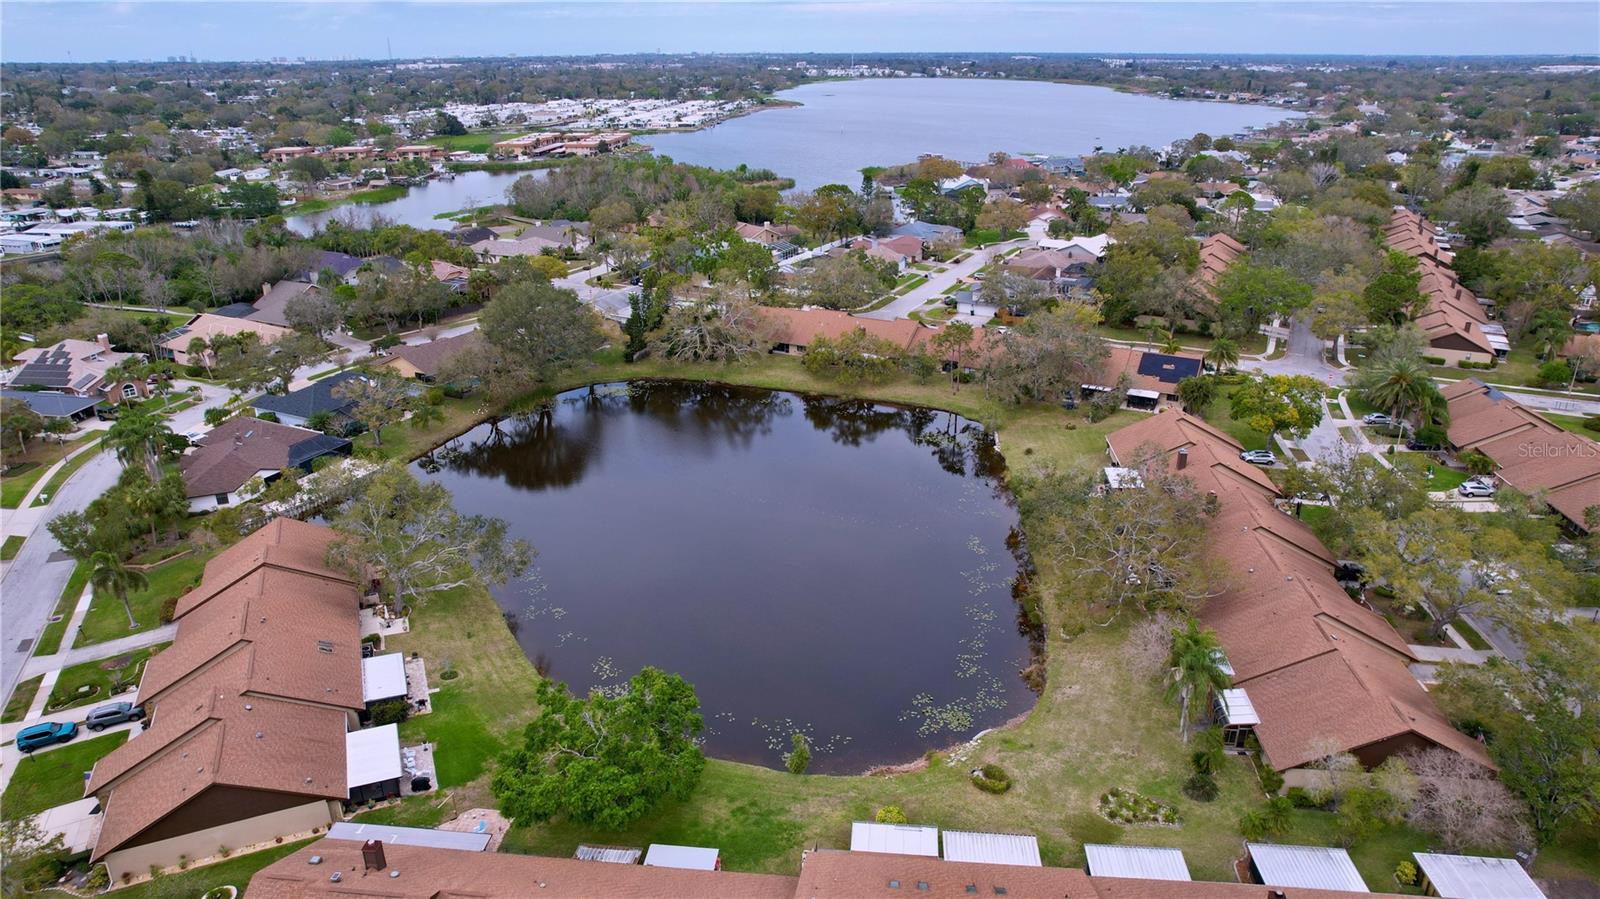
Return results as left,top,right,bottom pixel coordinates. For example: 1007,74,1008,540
257,411,280,423
1097,788,1179,825
785,733,811,775
875,805,908,824
1183,771,1219,801
1258,765,1285,795
184,364,206,378
1584,417,1600,433
1238,809,1269,841
371,334,402,351
1286,786,1334,809
1534,360,1573,387
1421,355,1447,365
84,865,109,890
1395,860,1418,886
424,387,445,406
368,698,410,726
971,764,1013,794
159,596,179,624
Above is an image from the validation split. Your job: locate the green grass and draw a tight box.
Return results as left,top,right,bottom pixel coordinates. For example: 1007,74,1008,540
892,274,928,296
1203,387,1269,452
35,561,89,658
290,183,410,215
425,131,524,154
73,552,209,648
1094,324,1270,356
0,461,48,508
46,647,161,714
1342,391,1379,418
29,439,105,507
35,838,320,899
3,675,43,723
1,535,24,561
1451,617,1493,651
2,731,127,821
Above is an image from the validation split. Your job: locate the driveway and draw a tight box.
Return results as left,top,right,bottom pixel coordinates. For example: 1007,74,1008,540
1244,316,1348,384
857,239,1027,322
0,704,144,795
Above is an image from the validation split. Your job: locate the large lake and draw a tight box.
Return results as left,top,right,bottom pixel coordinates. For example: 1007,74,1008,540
647,78,1298,190
415,381,1038,773
285,169,533,235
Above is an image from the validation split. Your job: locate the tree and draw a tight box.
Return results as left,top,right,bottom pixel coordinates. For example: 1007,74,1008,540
284,289,345,338
786,733,811,775
89,549,147,630
650,291,774,364
1166,620,1228,740
1437,185,1512,247
802,329,904,384
982,304,1108,405
0,397,44,452
1310,270,1370,342
1405,748,1531,853
1177,374,1218,414
492,667,705,829
930,321,975,393
976,198,1028,235
329,464,532,611
1228,373,1325,442
1362,251,1427,326
793,254,888,311
479,280,604,383
1202,337,1239,373
106,403,175,479
1551,180,1600,239
434,112,467,136
1,817,66,895
1354,351,1444,429
1214,262,1313,336
333,371,415,447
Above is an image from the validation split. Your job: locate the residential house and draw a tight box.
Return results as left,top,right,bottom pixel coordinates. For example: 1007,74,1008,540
939,174,988,196
250,280,320,329
251,370,370,429
735,221,804,247
388,145,447,162
1442,378,1600,532
1090,345,1204,410
179,416,351,512
85,519,364,883
0,389,100,423
1384,209,1506,364
263,146,318,163
159,313,294,366
326,146,377,163
7,336,148,404
1003,246,1098,285
303,250,366,284
759,306,929,356
1105,411,1494,775
471,235,562,263
378,331,483,382
889,220,964,247
429,259,472,292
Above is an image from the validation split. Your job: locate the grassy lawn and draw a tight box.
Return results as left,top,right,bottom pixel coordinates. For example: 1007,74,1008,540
1202,388,1269,452
1,534,24,561
73,552,209,649
1095,324,1269,356
1,461,48,509
35,561,89,658
34,838,320,899
3,675,43,723
2,731,127,821
28,439,104,507
1451,617,1493,651
46,646,161,714
426,131,524,154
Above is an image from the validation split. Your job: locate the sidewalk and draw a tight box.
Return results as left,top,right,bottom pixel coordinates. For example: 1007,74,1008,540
1,427,111,537
21,623,178,681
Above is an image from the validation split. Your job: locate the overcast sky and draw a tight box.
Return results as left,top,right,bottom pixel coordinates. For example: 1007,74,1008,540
2,1,1596,63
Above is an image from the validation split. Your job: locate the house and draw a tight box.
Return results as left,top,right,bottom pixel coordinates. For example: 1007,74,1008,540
735,221,804,249
85,519,363,883
0,389,100,423
263,146,318,163
889,220,964,247
1088,345,1204,410
939,174,988,196
445,225,497,247
250,280,320,329
159,313,294,366
249,834,1417,898
1384,209,1506,364
429,259,472,284
378,331,483,381
179,416,351,512
471,235,563,263
389,145,446,162
1411,853,1545,899
758,306,929,356
7,336,148,404
251,370,371,428
303,250,366,284
1246,843,1368,892
1441,378,1600,532
1003,246,1098,284
1106,411,1493,775
833,237,918,270
1196,232,1246,291
327,146,377,162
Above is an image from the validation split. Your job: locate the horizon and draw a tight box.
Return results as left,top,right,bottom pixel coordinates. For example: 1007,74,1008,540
2,1,1597,64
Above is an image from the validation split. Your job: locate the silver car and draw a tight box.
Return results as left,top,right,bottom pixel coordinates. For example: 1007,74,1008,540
84,702,144,731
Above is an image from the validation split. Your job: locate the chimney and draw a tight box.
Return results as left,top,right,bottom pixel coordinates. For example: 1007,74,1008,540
262,282,272,299
362,840,386,872
1176,447,1189,469
96,333,112,352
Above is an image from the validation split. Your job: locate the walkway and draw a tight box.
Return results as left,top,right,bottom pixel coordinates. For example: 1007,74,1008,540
857,238,1028,322
21,624,177,681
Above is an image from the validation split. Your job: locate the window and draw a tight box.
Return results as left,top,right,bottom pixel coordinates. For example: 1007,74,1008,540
214,494,230,506
121,383,138,399
887,881,900,890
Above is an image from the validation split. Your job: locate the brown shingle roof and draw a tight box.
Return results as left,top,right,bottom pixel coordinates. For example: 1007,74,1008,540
1105,409,1277,499
175,517,351,619
380,331,484,378
180,417,350,499
759,306,930,352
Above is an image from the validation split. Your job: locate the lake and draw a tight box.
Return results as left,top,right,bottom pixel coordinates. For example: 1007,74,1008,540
285,169,534,235
415,380,1039,773
646,78,1298,190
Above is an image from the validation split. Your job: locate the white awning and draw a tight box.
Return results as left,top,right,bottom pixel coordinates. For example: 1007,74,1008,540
1219,688,1260,726
850,821,940,857
1084,844,1192,881
362,652,407,703
643,844,719,870
328,821,490,852
1080,383,1114,393
941,831,1042,867
346,723,403,789
1127,388,1162,400
1248,843,1369,892
1413,853,1546,899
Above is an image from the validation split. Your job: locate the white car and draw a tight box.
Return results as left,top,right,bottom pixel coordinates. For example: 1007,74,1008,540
1458,481,1496,498
181,430,207,446
1362,412,1393,426
1239,450,1276,466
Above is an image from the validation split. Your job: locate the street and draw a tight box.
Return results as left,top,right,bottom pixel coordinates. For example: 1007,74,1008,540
856,239,1027,322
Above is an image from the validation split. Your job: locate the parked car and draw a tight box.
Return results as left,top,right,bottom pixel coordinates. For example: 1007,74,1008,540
1459,481,1497,498
1407,439,1444,452
16,721,77,753
1239,449,1276,466
1362,412,1393,426
85,702,144,731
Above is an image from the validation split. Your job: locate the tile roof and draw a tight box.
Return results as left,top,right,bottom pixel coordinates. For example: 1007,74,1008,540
9,338,133,394
180,416,350,498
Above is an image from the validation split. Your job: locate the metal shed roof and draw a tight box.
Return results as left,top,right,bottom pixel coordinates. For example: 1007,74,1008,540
1413,853,1545,898
941,831,1042,867
1083,844,1192,881
643,844,719,870
1247,843,1369,892
850,822,940,857
345,723,402,790
362,652,407,703
575,845,643,865
327,821,490,852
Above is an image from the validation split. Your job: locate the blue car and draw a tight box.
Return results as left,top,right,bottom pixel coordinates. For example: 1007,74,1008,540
16,721,77,753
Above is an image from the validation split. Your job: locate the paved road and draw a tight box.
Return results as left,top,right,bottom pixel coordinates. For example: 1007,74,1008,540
1244,316,1347,383
857,239,1027,322
0,452,122,703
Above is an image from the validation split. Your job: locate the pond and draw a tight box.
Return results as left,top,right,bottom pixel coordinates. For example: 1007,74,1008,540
285,169,539,235
414,380,1039,773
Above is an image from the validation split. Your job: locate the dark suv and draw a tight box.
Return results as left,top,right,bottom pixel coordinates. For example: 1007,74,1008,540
84,702,144,731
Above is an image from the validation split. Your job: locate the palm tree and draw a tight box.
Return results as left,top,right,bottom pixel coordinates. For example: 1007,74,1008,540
1165,620,1229,742
89,550,148,631
1204,337,1239,374
1160,332,1182,355
1355,352,1442,431
1191,725,1227,776
1177,374,1218,416
106,404,174,479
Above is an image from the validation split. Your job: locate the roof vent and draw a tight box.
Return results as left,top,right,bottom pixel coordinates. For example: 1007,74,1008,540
308,856,322,865
305,776,314,784
389,870,400,879
329,872,342,883
317,640,335,654
244,704,253,711
256,731,264,739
